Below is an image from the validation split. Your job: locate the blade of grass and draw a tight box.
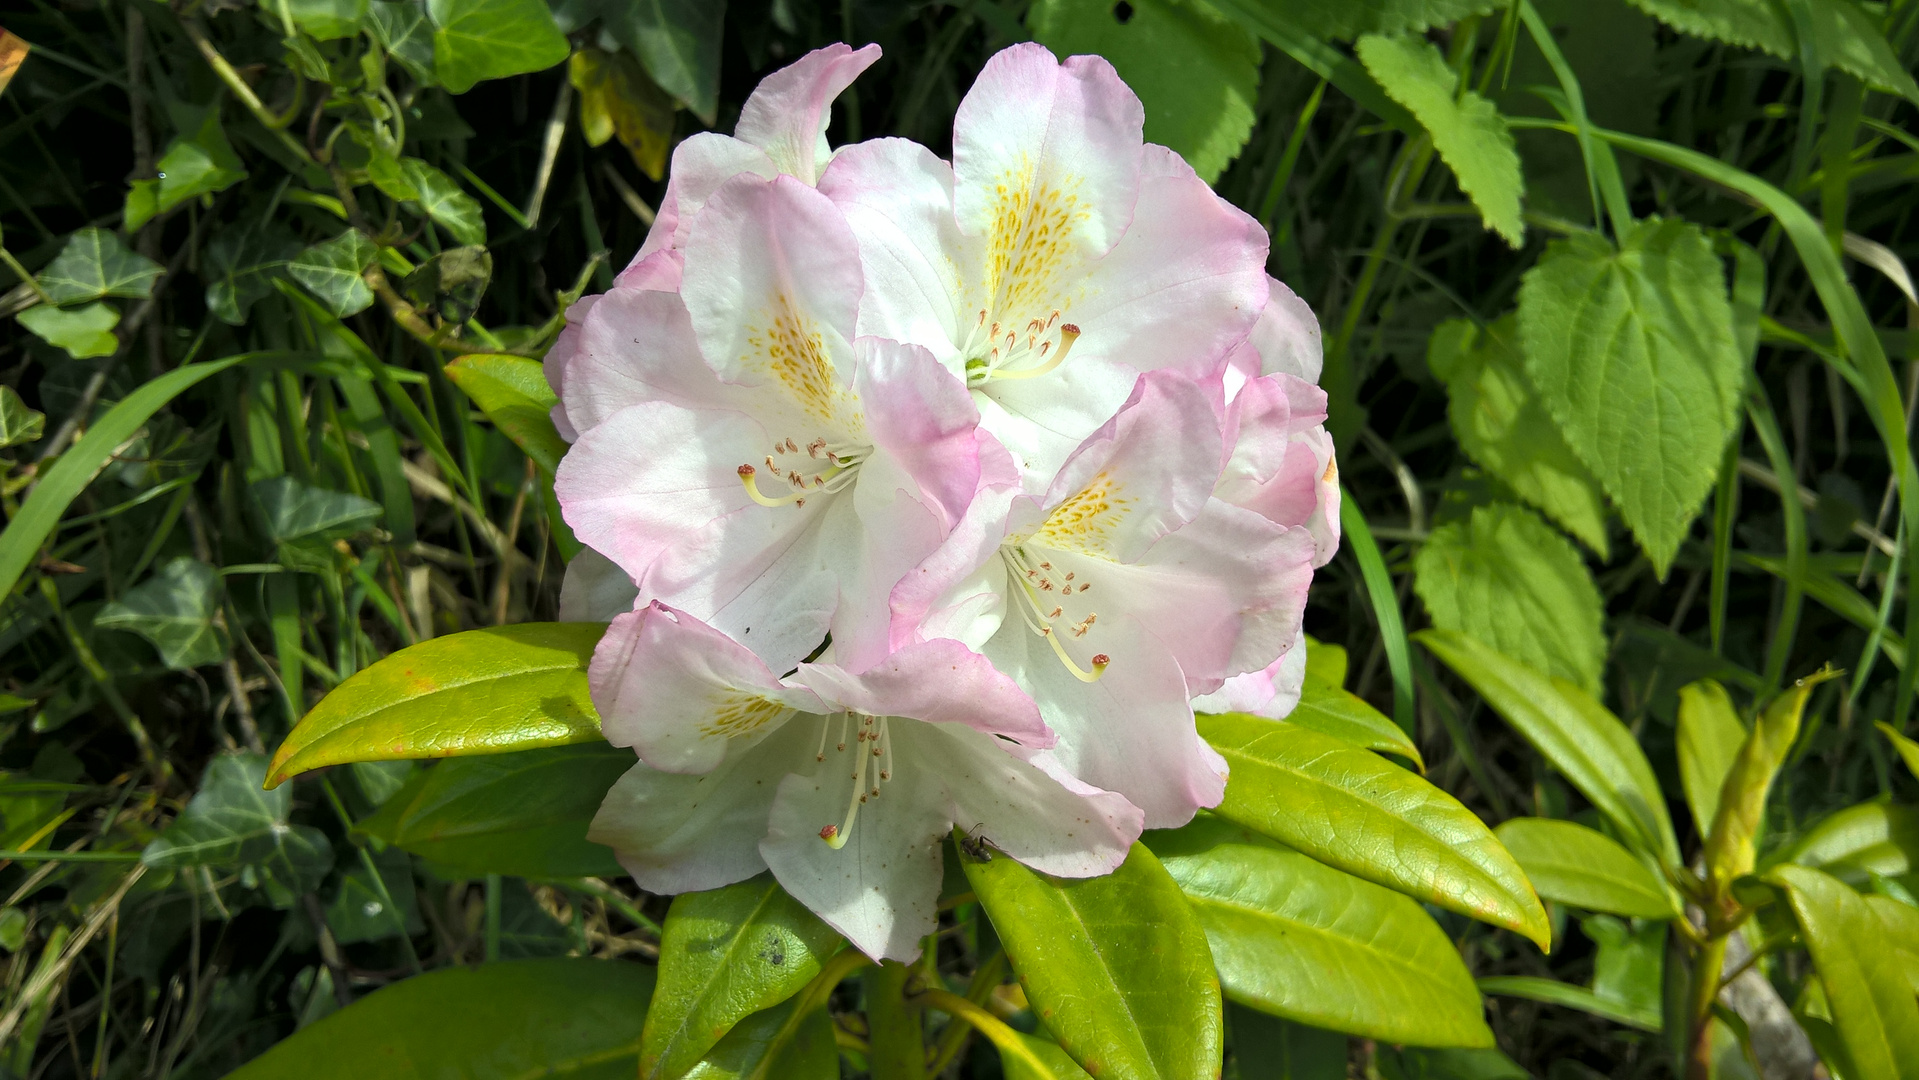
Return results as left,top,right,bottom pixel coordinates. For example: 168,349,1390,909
1339,486,1415,736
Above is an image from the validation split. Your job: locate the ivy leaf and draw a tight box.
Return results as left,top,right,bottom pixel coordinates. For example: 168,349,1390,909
324,847,422,945
124,109,247,232
368,0,437,84
0,386,45,449
1427,316,1610,556
253,476,383,571
37,228,163,305
401,246,491,323
1518,217,1743,575
203,224,301,326
285,0,368,41
1356,33,1523,247
600,0,724,125
1413,502,1606,693
427,0,570,94
400,159,487,246
1029,0,1262,184
142,753,335,909
288,229,380,317
18,302,119,359
95,557,227,670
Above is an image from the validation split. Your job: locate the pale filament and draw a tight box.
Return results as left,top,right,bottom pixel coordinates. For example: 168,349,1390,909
819,712,894,849
999,545,1108,683
738,436,867,509
961,308,1082,385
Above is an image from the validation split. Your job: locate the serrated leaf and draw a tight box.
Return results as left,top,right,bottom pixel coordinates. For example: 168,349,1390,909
1356,33,1523,246
356,743,629,878
0,386,44,449
1768,864,1919,1079
446,352,568,474
95,557,226,670
37,228,162,305
1625,0,1919,106
18,302,119,359
1147,816,1493,1047
964,841,1222,1080
1494,818,1679,919
141,753,334,908
1286,680,1424,769
400,158,487,246
1678,679,1747,836
123,109,247,232
223,958,655,1078
1417,629,1681,867
1029,0,1261,184
1427,316,1610,555
269,623,606,786
640,875,841,1080
1197,711,1550,947
1518,217,1743,575
1415,502,1605,693
601,0,724,125
428,0,569,94
289,229,380,317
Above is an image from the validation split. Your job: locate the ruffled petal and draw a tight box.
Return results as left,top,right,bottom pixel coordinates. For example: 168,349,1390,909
734,43,883,184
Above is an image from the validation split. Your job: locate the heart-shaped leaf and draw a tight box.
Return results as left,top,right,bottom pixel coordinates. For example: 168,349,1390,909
37,228,163,305
95,557,226,670
142,753,333,909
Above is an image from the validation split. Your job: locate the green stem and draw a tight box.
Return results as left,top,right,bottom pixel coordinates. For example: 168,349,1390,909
1684,933,1730,1080
864,961,926,1080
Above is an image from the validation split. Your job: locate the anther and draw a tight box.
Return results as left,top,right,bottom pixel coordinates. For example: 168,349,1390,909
820,825,839,841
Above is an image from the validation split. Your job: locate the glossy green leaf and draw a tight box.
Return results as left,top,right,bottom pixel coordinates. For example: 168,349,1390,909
123,109,247,232
1303,635,1347,689
1426,316,1609,557
0,386,44,449
357,743,629,878
998,1030,1095,1080
1494,818,1678,919
269,622,607,786
681,996,839,1080
1147,816,1493,1047
285,0,368,40
1768,864,1919,1080
603,0,724,124
142,753,333,909
1198,711,1549,947
1356,33,1523,246
428,0,570,94
1517,217,1743,574
0,354,249,602
1705,673,1834,894
1865,895,1919,996
1029,0,1260,184
1413,502,1606,693
1771,801,1919,883
641,876,840,1080
1583,914,1665,1027
95,557,226,670
225,958,656,1078
1624,0,1919,106
1286,679,1423,769
446,352,568,474
1416,629,1681,867
37,228,162,304
964,841,1221,1080
1877,721,1919,779
369,0,438,83
1678,678,1746,836
289,229,380,317
401,159,487,246
18,301,119,359
1475,976,1660,1031
1376,1045,1530,1080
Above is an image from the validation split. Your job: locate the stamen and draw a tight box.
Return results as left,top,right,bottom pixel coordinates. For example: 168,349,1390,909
989,324,1080,381
823,735,867,849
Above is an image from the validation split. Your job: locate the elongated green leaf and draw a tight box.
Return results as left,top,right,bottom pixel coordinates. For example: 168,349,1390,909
1865,895,1919,996
95,557,226,670
1877,721,1919,778
1286,680,1423,769
0,354,249,602
1414,502,1606,693
1583,914,1665,1026
1678,679,1746,836
1197,711,1549,947
1771,801,1919,883
37,228,162,304
446,352,568,474
18,302,119,359
1147,817,1493,1047
1768,864,1919,1080
1517,217,1743,574
964,841,1221,1080
357,742,629,877
429,0,570,94
268,623,608,787
1029,0,1261,184
1493,818,1678,919
681,996,839,1080
641,875,840,1080
1417,629,1681,868
1705,673,1834,895
1340,489,1415,733
225,958,656,1078
289,229,380,317
1475,976,1660,1031
1427,316,1610,556
1356,33,1523,246
142,753,333,909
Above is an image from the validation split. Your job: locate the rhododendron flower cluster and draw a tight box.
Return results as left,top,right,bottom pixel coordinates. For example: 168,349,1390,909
548,41,1339,961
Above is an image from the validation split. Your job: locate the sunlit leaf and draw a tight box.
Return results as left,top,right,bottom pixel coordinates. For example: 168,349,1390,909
401,158,487,246
1705,672,1836,895
142,753,334,909
289,229,380,317
1771,801,1919,884
285,0,368,40
95,557,226,670
1494,818,1678,919
18,302,119,359
1767,864,1919,1079
680,995,840,1080
446,352,568,474
124,108,247,232
428,0,569,94
1876,721,1919,779
0,386,44,449
368,0,437,84
570,48,677,181
37,228,163,305
1284,680,1423,769
1678,678,1746,837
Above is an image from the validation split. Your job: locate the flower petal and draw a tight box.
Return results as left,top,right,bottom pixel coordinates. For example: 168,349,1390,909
627,133,777,267
855,336,983,529
549,286,749,436
962,742,1140,878
791,637,1050,745
1190,630,1307,719
734,43,883,184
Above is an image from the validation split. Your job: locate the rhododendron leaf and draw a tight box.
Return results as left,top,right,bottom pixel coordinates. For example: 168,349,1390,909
1285,680,1423,769
1703,672,1833,893
1518,218,1743,576
223,958,655,1079
427,0,569,94
1147,816,1493,1047
679,996,839,1080
641,875,840,1080
1426,316,1610,556
1413,502,1606,693
355,743,629,878
267,623,607,787
1356,33,1524,247
1493,818,1681,919
1769,801,1919,883
1028,0,1261,184
1876,720,1919,779
447,352,568,475
1417,629,1682,867
964,841,1221,1080
1197,712,1550,949
1767,864,1919,1079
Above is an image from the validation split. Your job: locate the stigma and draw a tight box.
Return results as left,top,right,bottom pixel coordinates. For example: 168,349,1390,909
999,545,1108,683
